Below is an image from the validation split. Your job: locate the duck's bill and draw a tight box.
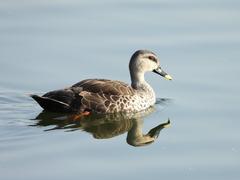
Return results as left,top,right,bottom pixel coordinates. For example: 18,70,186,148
153,67,172,80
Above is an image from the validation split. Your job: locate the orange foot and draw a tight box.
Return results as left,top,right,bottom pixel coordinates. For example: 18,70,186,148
71,111,91,121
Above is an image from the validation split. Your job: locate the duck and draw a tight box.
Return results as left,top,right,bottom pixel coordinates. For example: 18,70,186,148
31,50,172,114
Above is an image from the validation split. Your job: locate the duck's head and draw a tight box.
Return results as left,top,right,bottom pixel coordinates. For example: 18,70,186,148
129,50,172,83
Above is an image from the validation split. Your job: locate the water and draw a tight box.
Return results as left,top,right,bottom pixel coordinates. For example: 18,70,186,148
0,0,240,179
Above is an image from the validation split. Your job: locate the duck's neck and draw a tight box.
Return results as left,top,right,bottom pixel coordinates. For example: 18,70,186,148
131,71,144,88
130,71,150,90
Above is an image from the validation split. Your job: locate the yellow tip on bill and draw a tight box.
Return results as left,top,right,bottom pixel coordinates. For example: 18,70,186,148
164,74,173,80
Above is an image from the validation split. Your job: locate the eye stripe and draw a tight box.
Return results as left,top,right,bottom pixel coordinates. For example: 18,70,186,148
148,55,157,63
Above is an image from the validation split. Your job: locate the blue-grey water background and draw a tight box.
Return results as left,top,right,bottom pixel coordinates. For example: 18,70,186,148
0,0,240,179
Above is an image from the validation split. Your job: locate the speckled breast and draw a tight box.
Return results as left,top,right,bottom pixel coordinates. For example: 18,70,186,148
109,88,156,113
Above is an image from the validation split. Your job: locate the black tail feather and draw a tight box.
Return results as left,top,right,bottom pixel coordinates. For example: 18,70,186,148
30,95,72,113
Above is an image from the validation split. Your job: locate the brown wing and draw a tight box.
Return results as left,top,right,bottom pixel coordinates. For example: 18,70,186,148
72,79,135,113
79,91,124,113
72,79,134,96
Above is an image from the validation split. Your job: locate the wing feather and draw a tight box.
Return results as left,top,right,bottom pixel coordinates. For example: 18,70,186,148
73,79,135,113
72,79,134,96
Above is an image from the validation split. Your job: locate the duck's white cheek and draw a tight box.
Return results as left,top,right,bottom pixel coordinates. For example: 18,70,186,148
148,62,156,71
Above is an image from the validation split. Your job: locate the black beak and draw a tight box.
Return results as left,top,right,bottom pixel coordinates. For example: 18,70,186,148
153,67,172,80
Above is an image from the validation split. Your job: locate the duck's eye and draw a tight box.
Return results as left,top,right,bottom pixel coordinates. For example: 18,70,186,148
148,56,157,63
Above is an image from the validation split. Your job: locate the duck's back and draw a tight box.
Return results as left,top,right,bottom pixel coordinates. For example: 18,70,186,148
72,79,134,96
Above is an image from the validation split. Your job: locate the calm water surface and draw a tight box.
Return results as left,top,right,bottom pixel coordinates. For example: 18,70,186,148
0,0,240,180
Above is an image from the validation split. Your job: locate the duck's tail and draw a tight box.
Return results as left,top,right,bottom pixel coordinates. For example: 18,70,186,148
30,94,71,113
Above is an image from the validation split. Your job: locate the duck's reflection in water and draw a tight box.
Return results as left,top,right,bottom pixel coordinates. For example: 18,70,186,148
33,107,170,147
